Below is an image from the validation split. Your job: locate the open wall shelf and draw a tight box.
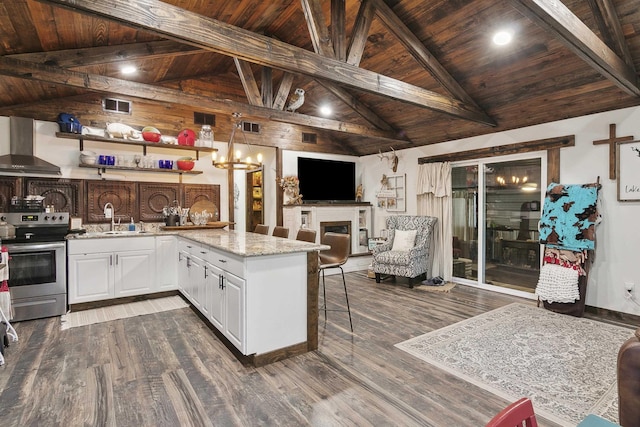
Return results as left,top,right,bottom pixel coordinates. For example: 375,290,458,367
56,132,217,160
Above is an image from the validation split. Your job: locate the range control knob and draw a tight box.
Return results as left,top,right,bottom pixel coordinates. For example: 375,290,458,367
0,216,5,221
44,216,50,221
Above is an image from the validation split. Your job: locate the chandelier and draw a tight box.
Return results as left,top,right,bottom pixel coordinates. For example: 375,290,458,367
212,112,262,170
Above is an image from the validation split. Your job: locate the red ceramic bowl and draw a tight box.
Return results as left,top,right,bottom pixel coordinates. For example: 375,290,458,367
177,160,195,171
142,131,161,142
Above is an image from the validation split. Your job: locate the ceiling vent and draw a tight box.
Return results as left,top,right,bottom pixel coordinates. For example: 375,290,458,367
302,132,317,144
102,98,131,114
242,121,261,134
194,112,215,126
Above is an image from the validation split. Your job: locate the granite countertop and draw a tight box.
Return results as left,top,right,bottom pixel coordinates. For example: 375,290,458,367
67,228,329,257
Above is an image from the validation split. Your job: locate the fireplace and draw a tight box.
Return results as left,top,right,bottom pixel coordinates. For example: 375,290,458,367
320,221,352,253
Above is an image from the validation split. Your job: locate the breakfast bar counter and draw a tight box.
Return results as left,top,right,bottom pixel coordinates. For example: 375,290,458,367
67,229,328,366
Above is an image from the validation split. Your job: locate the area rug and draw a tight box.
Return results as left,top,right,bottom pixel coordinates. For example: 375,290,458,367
414,282,456,293
395,303,635,426
60,296,189,330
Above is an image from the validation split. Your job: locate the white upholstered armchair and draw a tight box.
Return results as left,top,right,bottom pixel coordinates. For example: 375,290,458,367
372,215,438,287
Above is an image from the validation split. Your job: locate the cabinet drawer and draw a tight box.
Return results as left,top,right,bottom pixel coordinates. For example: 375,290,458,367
68,236,155,254
204,248,244,278
178,238,200,255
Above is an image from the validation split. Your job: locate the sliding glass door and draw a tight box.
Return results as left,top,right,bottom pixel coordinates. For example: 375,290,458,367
452,155,544,295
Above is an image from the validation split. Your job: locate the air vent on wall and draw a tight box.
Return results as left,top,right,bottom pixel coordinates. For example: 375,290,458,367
102,98,131,114
194,112,215,126
242,121,261,134
302,132,317,144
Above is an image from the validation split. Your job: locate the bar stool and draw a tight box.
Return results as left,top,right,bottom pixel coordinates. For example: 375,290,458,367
253,224,269,235
272,226,289,238
296,228,317,243
318,232,353,332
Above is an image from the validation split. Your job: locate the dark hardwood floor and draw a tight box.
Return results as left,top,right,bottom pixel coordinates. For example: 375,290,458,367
0,273,630,426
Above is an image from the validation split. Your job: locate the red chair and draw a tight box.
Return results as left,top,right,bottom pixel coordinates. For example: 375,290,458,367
486,398,538,427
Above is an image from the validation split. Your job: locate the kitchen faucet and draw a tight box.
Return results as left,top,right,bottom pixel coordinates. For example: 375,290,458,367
103,202,118,231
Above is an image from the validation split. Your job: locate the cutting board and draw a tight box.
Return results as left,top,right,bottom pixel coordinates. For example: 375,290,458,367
189,200,219,222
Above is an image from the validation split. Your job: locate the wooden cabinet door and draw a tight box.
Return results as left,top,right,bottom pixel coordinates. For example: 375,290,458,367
224,271,245,352
205,262,224,331
178,250,190,296
68,252,113,303
25,178,83,216
0,177,22,211
156,236,178,291
114,249,156,297
139,182,180,222
86,180,137,223
187,254,204,310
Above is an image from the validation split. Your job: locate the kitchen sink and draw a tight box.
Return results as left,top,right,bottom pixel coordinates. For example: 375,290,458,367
101,230,152,235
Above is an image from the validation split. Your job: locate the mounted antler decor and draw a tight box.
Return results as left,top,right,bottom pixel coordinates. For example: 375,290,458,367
278,175,303,205
378,147,399,172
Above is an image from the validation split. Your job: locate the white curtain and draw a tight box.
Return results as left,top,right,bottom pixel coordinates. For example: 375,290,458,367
417,162,452,281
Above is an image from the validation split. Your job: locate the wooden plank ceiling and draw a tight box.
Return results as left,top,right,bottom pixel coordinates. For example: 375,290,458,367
0,0,638,156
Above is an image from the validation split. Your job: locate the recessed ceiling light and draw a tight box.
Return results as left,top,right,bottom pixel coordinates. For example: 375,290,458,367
120,65,137,75
493,30,513,46
319,105,332,116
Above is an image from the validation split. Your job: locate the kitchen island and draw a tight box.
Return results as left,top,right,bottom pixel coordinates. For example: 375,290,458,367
67,229,328,366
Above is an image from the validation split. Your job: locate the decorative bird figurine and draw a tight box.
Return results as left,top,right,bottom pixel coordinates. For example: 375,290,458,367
286,88,305,112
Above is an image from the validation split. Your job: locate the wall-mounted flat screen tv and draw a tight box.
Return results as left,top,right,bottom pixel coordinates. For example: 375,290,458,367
297,157,356,203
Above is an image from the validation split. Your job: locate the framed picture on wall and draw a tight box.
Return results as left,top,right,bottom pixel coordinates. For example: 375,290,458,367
617,140,640,201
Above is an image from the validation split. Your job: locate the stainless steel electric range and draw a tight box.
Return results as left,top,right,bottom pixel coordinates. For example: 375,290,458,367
1,202,69,322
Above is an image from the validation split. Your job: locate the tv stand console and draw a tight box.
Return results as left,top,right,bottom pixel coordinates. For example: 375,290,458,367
283,204,372,255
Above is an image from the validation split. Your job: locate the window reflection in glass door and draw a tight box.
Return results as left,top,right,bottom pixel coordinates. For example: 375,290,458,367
451,166,479,282
484,158,542,292
452,157,543,294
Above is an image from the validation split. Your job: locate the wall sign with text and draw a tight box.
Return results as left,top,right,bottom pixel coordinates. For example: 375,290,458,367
618,140,640,201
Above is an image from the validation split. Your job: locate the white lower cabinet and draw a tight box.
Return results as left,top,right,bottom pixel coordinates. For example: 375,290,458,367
113,249,155,297
68,252,114,302
177,240,205,309
178,237,246,353
156,236,178,291
202,259,245,352
222,270,245,351
68,237,156,304
177,237,307,357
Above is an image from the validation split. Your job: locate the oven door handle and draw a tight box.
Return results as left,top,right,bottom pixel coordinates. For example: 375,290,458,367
5,242,66,252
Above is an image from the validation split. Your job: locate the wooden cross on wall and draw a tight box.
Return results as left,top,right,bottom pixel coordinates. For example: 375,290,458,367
592,124,633,180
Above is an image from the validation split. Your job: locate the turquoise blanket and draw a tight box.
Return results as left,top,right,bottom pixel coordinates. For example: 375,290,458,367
539,183,600,251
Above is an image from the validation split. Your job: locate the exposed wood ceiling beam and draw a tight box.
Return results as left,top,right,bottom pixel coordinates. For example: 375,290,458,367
273,73,295,111
8,40,203,68
301,0,335,58
37,0,496,126
0,56,409,144
332,0,347,62
301,0,397,132
586,0,635,70
371,0,483,109
347,0,376,67
262,67,273,109
510,0,640,97
315,80,393,131
234,57,263,106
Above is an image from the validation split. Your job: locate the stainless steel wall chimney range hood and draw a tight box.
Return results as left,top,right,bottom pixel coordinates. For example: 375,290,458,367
0,116,61,175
